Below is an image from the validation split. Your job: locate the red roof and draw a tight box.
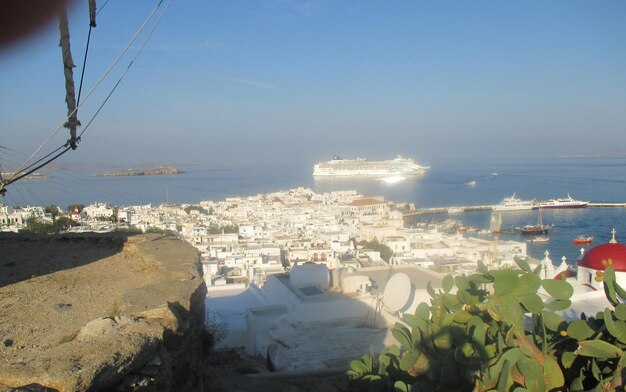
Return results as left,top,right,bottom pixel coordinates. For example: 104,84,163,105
577,242,626,272
349,198,385,207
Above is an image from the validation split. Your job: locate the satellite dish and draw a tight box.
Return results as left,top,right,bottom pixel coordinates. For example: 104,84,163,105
382,272,412,312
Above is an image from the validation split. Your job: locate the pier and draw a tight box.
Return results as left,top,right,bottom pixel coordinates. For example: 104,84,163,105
403,202,626,217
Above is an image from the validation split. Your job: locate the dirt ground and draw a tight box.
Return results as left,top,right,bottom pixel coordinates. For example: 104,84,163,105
203,348,351,392
0,233,163,361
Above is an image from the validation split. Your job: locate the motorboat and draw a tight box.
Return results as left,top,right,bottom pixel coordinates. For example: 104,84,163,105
532,236,549,244
573,235,593,245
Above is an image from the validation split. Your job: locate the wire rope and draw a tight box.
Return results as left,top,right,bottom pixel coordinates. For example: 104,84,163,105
8,0,168,183
78,0,174,141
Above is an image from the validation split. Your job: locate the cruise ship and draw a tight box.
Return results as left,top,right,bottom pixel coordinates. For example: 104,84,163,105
312,155,429,177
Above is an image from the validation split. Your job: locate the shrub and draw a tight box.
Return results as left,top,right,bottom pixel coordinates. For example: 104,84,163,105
347,260,626,391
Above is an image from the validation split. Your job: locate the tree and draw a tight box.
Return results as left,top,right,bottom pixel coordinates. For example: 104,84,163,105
20,216,54,234
44,205,60,220
66,204,84,213
363,238,393,263
53,216,77,233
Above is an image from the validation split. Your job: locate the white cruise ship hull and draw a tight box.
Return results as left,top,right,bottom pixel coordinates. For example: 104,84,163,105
313,155,429,177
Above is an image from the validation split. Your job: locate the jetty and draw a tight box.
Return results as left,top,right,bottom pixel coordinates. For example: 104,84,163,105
403,202,626,217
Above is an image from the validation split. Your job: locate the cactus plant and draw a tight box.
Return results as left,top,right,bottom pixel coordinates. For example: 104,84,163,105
348,263,626,391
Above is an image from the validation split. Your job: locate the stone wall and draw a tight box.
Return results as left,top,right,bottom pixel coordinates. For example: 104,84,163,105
0,233,206,392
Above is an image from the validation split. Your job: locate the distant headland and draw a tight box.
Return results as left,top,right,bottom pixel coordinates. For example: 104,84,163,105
1,172,49,180
97,166,182,177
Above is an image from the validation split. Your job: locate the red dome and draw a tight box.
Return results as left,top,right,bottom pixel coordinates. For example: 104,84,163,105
578,242,626,272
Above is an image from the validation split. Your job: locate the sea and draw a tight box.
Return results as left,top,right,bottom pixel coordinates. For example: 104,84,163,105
3,156,626,264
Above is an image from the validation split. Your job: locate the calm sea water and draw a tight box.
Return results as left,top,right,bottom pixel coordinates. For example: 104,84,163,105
4,156,626,262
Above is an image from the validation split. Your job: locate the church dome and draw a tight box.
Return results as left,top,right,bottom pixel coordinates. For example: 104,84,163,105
578,237,626,272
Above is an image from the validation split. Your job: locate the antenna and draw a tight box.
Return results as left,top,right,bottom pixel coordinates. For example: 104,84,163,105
381,273,412,313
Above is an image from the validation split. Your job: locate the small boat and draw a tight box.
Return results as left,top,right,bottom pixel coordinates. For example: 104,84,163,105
465,180,477,187
447,207,463,214
533,235,549,244
573,235,593,244
521,207,552,234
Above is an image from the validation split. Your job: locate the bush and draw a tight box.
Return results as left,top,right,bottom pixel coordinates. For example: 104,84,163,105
348,260,626,391
204,310,227,353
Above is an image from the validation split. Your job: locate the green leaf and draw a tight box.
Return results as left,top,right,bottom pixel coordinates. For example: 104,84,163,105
613,271,626,300
517,356,546,391
615,303,626,321
399,350,420,372
392,324,413,351
603,308,626,344
426,281,436,298
543,354,565,390
575,340,623,358
561,351,576,369
415,302,430,320
402,313,420,329
453,309,472,324
433,329,452,350
567,320,595,340
515,256,532,272
493,269,520,295
544,299,572,311
569,375,584,391
513,272,542,296
454,275,468,291
441,293,460,311
439,313,455,327
492,348,522,380
466,316,486,347
542,279,574,300
497,359,513,392
499,293,524,331
469,273,492,284
541,311,565,331
518,293,544,313
603,266,620,306
442,275,454,294
349,359,370,374
393,380,410,392
457,289,480,306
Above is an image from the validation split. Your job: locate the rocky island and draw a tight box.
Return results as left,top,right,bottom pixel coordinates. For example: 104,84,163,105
98,166,181,177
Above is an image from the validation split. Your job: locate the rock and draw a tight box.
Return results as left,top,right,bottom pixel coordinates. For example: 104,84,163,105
0,233,205,391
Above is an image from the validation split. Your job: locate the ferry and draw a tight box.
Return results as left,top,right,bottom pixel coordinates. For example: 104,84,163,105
313,155,429,177
540,194,588,209
492,193,538,211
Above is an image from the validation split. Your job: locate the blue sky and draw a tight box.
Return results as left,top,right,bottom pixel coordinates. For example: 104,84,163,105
1,0,626,168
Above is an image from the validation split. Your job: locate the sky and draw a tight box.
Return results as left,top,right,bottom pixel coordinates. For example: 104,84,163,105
1,0,626,169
